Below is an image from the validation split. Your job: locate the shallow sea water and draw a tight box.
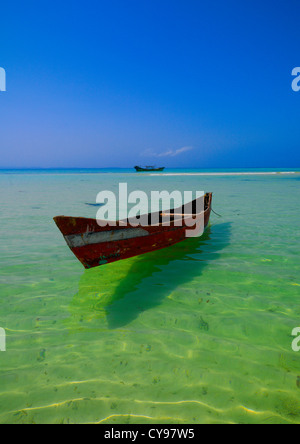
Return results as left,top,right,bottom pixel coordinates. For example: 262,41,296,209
0,169,300,424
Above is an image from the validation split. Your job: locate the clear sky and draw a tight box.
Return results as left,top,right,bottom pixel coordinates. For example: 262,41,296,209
0,0,300,169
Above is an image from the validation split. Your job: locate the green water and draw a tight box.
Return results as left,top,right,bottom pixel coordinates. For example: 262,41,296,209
0,170,300,424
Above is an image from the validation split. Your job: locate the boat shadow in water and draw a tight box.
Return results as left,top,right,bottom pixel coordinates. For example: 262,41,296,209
69,222,231,329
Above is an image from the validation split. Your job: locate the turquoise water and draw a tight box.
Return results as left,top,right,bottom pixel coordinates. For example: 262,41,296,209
0,169,300,424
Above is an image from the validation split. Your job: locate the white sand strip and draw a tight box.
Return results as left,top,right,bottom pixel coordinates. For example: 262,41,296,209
148,171,299,177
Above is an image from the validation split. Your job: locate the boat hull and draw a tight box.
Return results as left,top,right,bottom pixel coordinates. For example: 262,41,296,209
54,193,212,269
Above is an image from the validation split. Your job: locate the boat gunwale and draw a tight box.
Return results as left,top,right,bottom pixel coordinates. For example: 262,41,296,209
53,193,213,234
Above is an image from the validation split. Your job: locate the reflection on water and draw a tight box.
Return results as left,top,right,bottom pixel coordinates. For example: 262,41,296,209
68,223,231,329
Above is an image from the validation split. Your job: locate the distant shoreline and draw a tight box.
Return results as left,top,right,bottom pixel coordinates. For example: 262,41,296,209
149,171,300,177
0,169,299,176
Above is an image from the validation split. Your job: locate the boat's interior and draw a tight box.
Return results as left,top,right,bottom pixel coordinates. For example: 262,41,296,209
124,193,211,226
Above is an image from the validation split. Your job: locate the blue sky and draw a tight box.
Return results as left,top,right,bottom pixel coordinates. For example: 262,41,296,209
0,0,300,168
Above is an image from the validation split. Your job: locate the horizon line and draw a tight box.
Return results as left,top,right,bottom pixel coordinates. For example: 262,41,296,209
0,166,299,172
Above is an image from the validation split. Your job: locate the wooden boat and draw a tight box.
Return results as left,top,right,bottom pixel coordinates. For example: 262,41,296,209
54,193,212,269
134,166,165,172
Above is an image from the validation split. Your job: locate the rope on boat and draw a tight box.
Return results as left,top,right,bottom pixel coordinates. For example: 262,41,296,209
211,207,222,218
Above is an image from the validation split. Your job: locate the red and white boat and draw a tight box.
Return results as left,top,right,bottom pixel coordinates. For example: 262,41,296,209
54,193,213,269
